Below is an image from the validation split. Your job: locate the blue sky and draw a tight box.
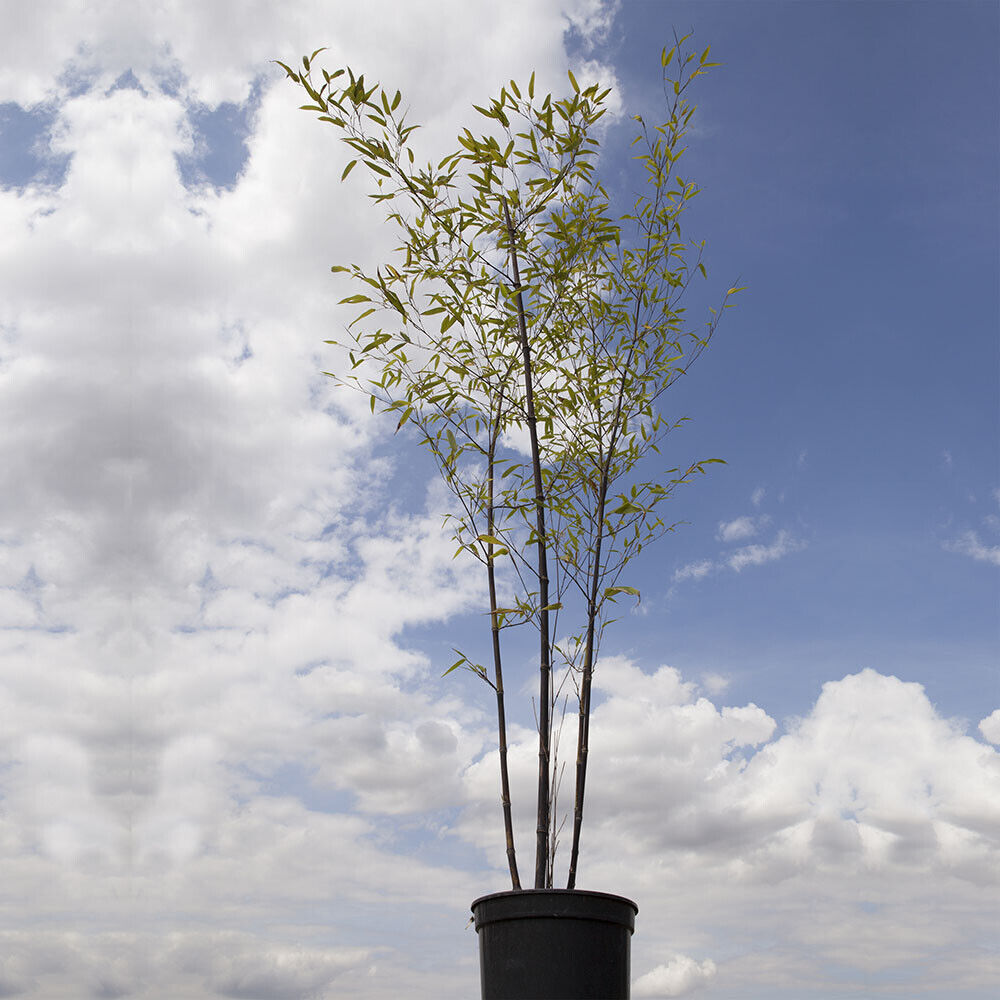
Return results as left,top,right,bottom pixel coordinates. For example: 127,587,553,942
0,2,996,999
601,0,1000,725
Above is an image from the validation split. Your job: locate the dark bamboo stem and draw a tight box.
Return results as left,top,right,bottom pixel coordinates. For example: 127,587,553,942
487,416,520,889
502,196,552,889
565,460,610,889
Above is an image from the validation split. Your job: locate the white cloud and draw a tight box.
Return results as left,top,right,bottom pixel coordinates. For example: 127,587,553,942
0,4,996,999
727,529,805,572
0,2,626,998
674,528,804,585
634,955,717,997
716,515,760,542
565,0,620,47
944,530,1000,567
589,668,998,996
459,665,1000,995
750,486,765,507
700,672,730,696
672,558,714,583
160,935,373,1000
980,709,1000,745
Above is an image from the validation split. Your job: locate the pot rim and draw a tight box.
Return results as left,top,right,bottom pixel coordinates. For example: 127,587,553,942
471,888,637,910
471,888,638,931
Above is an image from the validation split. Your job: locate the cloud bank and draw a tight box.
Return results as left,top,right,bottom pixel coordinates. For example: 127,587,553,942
0,2,995,998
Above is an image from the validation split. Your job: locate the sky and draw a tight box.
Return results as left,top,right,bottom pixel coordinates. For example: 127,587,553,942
0,1,997,998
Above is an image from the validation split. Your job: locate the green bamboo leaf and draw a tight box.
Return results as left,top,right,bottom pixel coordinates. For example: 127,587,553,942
442,651,467,676
383,288,406,316
349,307,377,326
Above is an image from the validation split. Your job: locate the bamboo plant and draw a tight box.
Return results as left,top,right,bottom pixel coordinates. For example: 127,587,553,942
278,35,741,890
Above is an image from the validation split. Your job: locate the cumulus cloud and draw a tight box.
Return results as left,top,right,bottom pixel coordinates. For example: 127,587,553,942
980,709,1000,745
590,668,997,996
741,670,1000,878
460,665,999,995
634,955,717,997
0,4,996,1000
0,2,626,998
170,935,372,999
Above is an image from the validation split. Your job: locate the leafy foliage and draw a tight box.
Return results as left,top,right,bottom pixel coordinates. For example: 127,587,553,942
277,35,741,889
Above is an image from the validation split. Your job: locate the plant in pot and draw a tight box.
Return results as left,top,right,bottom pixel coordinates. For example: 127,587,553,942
278,36,738,1000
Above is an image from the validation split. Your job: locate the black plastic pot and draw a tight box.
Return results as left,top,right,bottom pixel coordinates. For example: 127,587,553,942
471,889,638,1000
